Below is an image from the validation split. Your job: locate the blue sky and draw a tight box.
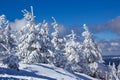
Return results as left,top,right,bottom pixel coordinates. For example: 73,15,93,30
0,0,120,41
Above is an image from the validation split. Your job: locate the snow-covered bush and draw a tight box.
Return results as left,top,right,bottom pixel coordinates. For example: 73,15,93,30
2,54,19,71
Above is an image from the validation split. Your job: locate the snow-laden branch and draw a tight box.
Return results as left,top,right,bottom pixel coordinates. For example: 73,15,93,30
0,43,9,53
31,6,34,17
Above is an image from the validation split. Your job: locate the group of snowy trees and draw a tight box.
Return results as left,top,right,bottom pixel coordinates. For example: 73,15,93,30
0,6,120,80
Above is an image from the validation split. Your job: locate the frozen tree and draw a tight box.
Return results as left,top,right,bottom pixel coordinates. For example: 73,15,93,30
51,17,63,50
82,24,103,63
65,30,79,62
17,7,53,64
37,19,56,64
0,15,8,55
81,24,107,78
117,63,120,79
4,23,17,52
0,15,16,55
64,30,85,72
21,25,44,63
0,15,19,70
51,17,66,67
110,63,119,80
17,7,40,63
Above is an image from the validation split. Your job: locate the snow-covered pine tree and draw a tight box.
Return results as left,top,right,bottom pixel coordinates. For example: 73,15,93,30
4,22,17,52
111,63,119,80
51,17,66,67
17,6,53,64
17,6,41,63
17,7,40,63
37,19,56,64
82,24,103,63
0,15,8,55
22,24,43,63
117,63,120,79
64,30,84,72
82,24,105,78
32,20,54,64
0,15,19,70
17,6,35,60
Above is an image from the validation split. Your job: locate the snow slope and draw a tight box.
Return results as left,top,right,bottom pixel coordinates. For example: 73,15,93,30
0,63,97,80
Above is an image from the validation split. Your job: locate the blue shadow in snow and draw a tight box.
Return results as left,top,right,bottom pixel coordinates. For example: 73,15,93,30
0,77,25,80
35,64,74,78
73,73,92,80
0,67,56,80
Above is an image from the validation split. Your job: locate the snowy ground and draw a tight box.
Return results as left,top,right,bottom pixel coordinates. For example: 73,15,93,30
0,63,97,80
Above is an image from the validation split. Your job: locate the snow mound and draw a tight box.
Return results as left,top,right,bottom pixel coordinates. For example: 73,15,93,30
0,63,97,80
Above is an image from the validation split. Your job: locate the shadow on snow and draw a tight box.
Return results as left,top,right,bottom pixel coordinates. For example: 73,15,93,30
0,77,26,80
0,67,56,80
35,64,74,78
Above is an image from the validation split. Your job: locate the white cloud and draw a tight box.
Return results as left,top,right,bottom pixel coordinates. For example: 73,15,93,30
107,16,120,35
58,24,66,34
10,18,27,31
98,40,120,55
110,42,119,46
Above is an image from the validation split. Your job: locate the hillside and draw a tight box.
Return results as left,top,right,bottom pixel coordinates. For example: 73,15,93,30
0,63,97,80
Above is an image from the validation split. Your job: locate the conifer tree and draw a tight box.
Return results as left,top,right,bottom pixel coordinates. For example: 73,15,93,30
64,30,84,72
17,7,53,64
51,17,66,67
0,15,8,55
117,63,120,79
82,24,103,63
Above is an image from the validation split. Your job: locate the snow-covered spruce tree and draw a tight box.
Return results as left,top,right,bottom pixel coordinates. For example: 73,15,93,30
51,17,66,67
4,22,17,52
0,15,16,53
17,6,53,64
81,24,119,80
82,24,103,63
17,6,42,63
0,15,19,70
0,15,9,55
82,24,105,78
110,63,119,80
38,20,54,63
17,6,35,60
117,63,120,79
64,30,84,72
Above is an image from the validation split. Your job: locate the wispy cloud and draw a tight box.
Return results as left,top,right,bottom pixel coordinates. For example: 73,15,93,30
98,40,120,55
10,18,27,31
89,16,120,36
106,16,120,35
91,24,108,33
